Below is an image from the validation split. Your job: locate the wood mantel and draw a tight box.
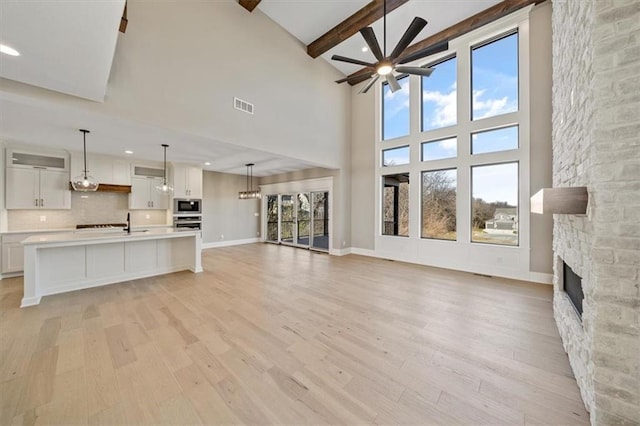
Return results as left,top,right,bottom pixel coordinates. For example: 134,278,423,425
531,187,588,214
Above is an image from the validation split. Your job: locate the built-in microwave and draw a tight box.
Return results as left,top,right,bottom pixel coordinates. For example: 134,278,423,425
174,198,202,215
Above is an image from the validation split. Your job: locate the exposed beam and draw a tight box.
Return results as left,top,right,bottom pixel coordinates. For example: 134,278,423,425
307,0,409,59
119,2,127,33
345,0,547,85
239,0,261,13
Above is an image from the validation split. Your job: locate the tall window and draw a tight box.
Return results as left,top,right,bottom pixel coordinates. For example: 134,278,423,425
471,32,518,120
422,169,457,240
471,163,518,246
472,126,518,155
382,76,410,140
383,145,410,167
422,56,457,132
377,16,526,248
382,174,409,236
422,137,457,161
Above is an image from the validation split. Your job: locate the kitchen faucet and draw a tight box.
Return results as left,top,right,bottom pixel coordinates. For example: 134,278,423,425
125,212,131,234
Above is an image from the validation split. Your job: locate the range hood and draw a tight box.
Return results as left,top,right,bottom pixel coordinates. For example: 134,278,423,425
69,182,131,193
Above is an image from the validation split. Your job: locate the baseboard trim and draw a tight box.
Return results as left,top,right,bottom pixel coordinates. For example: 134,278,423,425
202,238,260,249
0,271,23,280
345,247,553,284
329,248,351,256
349,248,376,257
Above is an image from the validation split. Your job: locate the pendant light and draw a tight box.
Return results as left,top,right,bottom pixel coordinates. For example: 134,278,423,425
71,129,99,191
238,163,261,199
156,144,173,193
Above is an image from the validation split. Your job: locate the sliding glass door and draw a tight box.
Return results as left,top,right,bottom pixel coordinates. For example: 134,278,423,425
264,191,329,252
311,192,329,250
266,195,279,243
295,193,310,248
280,195,294,244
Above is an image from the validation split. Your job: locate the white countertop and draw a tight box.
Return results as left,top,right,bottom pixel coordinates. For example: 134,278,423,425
22,228,200,246
2,224,172,235
1,228,76,235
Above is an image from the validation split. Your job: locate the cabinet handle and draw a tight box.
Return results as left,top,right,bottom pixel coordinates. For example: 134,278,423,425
40,199,43,207
152,201,154,208
35,198,39,207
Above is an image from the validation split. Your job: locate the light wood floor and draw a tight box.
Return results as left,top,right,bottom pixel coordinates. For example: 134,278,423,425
0,243,589,425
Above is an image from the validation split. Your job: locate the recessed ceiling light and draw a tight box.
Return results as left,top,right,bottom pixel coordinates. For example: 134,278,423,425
204,162,211,166
124,150,133,154
0,44,20,56
362,46,369,52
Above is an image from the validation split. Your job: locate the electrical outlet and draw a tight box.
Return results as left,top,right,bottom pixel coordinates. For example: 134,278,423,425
220,234,224,240
254,212,259,217
145,214,150,219
257,231,260,236
342,240,346,247
40,215,46,222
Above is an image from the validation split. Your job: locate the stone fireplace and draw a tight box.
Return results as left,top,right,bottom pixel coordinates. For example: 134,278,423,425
552,0,639,424
563,260,584,318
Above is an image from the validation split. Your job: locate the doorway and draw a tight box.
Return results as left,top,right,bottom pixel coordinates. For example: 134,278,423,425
264,191,329,252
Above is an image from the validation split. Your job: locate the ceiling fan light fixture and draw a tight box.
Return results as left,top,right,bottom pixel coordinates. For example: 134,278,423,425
377,62,393,76
71,129,99,192
331,0,447,94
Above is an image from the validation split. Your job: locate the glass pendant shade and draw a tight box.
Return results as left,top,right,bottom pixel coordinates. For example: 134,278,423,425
156,144,173,193
238,163,261,199
71,129,99,192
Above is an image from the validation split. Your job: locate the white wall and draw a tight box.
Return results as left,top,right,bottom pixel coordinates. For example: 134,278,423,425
202,171,259,245
528,3,553,274
350,86,376,250
0,0,352,171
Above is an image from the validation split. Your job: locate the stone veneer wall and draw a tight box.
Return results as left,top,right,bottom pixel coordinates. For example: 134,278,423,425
552,0,640,425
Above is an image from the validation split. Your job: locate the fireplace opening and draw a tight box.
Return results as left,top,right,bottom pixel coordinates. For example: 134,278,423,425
563,261,584,318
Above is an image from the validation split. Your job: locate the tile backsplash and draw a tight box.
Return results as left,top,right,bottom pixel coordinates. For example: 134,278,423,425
7,192,168,231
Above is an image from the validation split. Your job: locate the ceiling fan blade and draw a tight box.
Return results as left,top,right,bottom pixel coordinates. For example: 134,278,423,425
360,27,384,62
359,75,380,94
394,66,434,77
331,54,376,68
386,73,402,93
397,41,449,64
390,17,428,60
335,71,374,84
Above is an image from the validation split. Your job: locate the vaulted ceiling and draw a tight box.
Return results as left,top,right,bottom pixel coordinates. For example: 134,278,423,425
0,0,539,176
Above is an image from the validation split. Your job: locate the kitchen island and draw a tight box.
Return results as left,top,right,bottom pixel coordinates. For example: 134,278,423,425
21,228,202,307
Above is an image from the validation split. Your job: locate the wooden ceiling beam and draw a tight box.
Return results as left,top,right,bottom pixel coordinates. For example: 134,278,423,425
345,0,547,85
239,0,261,13
307,0,409,59
119,2,128,33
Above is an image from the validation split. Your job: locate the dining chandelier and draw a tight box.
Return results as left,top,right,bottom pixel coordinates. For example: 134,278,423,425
238,163,261,199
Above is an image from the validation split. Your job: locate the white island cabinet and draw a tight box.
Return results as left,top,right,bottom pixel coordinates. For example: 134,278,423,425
21,229,202,307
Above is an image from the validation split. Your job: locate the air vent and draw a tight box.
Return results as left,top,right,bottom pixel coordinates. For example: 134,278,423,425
234,97,254,114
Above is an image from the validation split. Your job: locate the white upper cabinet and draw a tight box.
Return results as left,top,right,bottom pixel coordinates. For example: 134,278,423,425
5,148,71,210
70,152,131,185
129,165,170,210
171,164,203,199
